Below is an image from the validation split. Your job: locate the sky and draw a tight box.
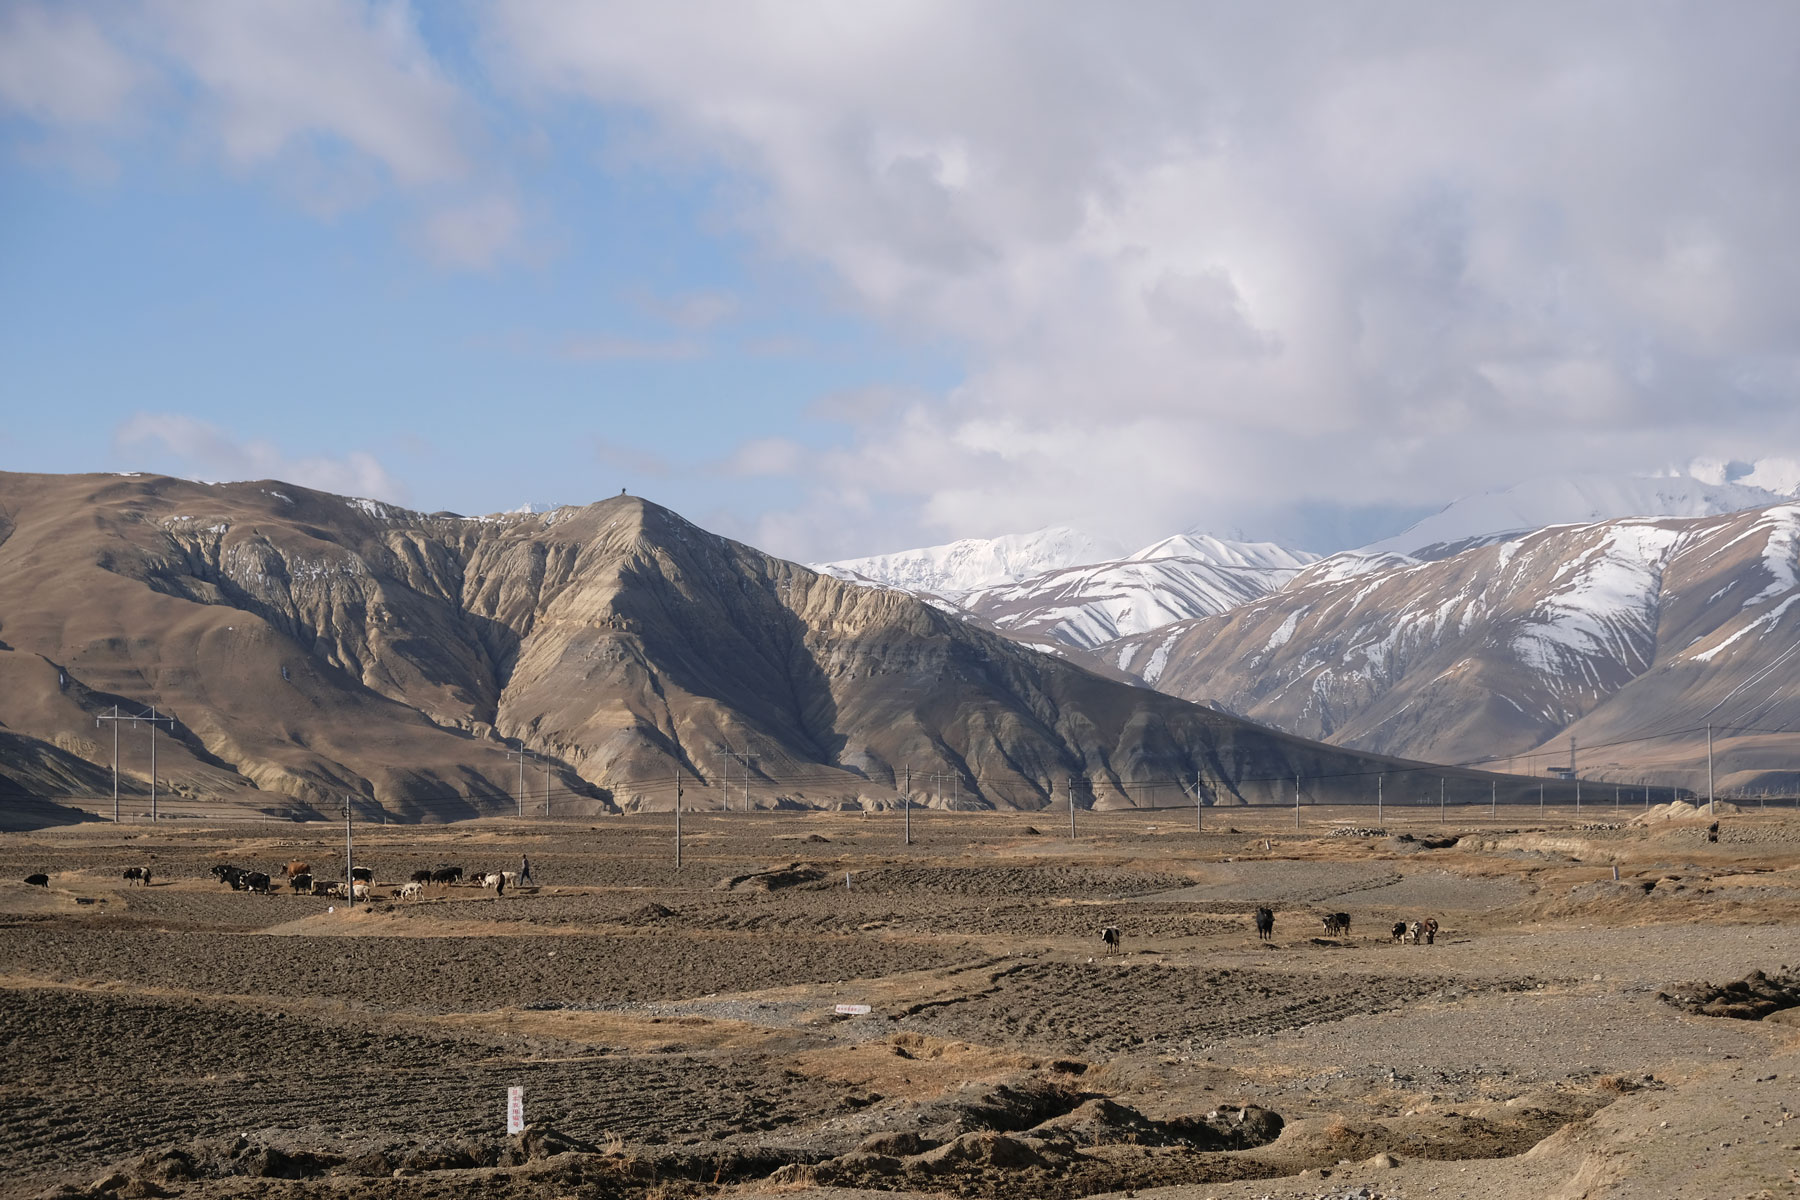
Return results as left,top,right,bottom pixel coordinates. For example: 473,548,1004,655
2,1,1798,561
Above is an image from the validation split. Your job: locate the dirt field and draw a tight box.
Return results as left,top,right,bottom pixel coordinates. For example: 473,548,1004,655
3,804,1799,1200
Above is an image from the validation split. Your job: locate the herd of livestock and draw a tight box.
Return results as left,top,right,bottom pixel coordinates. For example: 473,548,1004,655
20,869,1441,945
202,860,522,900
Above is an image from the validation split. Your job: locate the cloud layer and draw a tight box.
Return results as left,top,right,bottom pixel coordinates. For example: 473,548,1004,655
9,4,1800,558
489,0,1800,554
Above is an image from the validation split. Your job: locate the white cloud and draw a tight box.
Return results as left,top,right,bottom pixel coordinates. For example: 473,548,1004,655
113,412,408,503
146,0,466,185
489,1,1800,556
2,1,522,267
0,3,145,126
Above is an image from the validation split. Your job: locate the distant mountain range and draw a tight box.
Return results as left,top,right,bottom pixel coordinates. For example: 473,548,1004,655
0,472,1457,821
1109,504,1800,791
820,465,1800,792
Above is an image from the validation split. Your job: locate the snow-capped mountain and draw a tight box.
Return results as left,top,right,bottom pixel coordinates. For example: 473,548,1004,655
1105,502,1800,791
1360,466,1797,560
815,526,1124,598
962,535,1317,650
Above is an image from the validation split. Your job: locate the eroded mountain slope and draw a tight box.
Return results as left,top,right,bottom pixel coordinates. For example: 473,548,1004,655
0,473,1442,819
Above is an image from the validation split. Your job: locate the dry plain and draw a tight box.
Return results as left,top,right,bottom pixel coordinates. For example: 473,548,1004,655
3,803,1799,1200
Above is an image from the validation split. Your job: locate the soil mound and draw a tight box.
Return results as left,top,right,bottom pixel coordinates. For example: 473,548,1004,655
715,864,828,892
1386,833,1460,852
1658,967,1800,1019
1030,1097,1284,1151
1633,799,1744,823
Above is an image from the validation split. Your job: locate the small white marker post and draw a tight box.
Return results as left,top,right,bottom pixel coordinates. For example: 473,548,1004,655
506,1086,525,1135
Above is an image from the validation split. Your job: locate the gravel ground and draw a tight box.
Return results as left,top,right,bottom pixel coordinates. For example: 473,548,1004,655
6,810,1800,1200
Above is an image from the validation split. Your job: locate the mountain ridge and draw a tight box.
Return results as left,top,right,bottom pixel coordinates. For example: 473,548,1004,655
1104,503,1800,791
0,472,1477,821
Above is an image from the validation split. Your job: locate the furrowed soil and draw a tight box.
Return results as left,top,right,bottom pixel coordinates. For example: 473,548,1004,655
3,805,1800,1200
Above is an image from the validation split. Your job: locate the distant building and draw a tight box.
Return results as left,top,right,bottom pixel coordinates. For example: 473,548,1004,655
1545,767,1575,781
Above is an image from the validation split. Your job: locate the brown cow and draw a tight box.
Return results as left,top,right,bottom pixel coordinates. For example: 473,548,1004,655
281,860,310,879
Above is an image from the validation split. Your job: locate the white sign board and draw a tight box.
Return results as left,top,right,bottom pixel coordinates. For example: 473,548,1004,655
506,1086,524,1135
834,1004,872,1015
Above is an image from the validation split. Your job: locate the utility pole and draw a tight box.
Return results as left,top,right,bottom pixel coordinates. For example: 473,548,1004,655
1708,723,1715,815
543,760,551,818
718,747,729,809
1439,777,1445,823
1491,779,1496,817
744,755,751,812
1576,775,1581,818
1295,773,1301,830
1068,778,1076,839
134,708,174,822
95,706,124,822
674,766,683,869
508,749,528,819
903,765,911,846
1377,774,1383,825
344,796,355,909
1540,780,1544,814
1185,778,1203,832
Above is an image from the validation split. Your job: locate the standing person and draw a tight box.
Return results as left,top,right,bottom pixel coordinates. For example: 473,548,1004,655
520,854,534,885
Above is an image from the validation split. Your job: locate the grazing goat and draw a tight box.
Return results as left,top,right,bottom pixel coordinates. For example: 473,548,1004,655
24,873,49,887
122,867,152,887
1254,907,1275,941
1099,926,1122,955
1390,921,1408,943
399,881,423,900
1321,912,1351,937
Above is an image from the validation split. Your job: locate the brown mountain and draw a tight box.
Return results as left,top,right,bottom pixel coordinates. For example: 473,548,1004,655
1107,505,1800,793
0,471,1495,821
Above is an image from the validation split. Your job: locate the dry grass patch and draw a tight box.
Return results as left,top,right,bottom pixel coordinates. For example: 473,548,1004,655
790,1033,1039,1099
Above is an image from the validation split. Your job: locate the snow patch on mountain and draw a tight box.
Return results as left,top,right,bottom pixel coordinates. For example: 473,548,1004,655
816,526,1123,598
1127,533,1315,571
960,535,1319,650
1508,523,1682,680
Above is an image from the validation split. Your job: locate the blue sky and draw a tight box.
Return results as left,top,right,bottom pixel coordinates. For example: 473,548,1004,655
0,23,960,543
3,2,1798,560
